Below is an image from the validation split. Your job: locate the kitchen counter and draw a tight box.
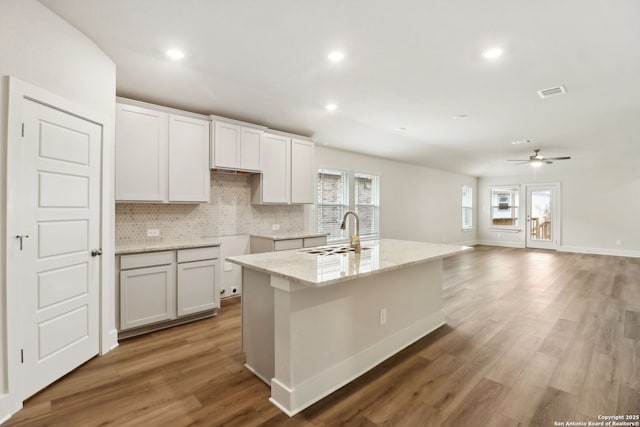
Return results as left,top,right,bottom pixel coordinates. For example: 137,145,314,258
227,238,470,287
230,238,471,416
249,232,329,240
115,237,221,255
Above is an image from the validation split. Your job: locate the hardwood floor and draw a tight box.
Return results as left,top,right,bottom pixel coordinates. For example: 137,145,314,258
5,246,640,426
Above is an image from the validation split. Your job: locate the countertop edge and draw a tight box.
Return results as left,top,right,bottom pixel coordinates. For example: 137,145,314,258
116,241,222,255
250,232,330,241
226,245,471,287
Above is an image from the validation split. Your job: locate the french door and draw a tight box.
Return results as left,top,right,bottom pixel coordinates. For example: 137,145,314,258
525,184,560,250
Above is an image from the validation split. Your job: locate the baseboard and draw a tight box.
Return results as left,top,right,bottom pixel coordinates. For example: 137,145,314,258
103,329,119,354
459,239,479,247
244,363,271,385
270,311,446,417
559,245,640,258
476,240,525,248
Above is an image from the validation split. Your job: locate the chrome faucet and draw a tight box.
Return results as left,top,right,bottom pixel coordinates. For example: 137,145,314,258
340,210,361,253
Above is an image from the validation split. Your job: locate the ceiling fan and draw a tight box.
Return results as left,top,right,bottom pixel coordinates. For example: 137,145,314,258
508,149,571,167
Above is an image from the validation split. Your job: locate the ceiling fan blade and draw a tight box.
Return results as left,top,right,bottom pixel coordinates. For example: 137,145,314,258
544,160,553,164
545,156,571,160
512,161,530,165
507,159,528,162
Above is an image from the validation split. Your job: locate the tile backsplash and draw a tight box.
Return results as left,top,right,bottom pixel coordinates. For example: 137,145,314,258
115,172,305,246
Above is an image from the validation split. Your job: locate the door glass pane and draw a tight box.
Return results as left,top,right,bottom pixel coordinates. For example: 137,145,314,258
530,191,551,241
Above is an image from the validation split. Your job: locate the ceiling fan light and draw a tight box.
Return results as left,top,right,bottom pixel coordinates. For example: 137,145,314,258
531,160,543,167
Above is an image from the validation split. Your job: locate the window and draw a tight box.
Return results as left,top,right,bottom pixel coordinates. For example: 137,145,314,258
317,169,349,241
490,185,520,228
355,173,380,237
462,184,473,230
317,169,381,241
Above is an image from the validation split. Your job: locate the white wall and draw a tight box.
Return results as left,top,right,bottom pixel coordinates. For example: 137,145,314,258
478,164,640,256
0,0,115,420
313,146,478,245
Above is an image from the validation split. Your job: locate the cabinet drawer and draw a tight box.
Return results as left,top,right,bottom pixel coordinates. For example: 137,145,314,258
121,251,173,270
303,236,327,248
274,239,303,251
177,246,220,263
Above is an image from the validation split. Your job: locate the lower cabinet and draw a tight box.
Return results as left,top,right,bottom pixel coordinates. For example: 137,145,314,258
118,245,220,337
177,259,219,316
120,263,176,330
250,235,328,254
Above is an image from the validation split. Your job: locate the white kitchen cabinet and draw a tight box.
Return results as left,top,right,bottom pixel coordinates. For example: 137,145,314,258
115,99,210,203
251,133,291,204
250,234,328,253
251,134,314,205
169,114,210,202
211,121,262,171
115,103,168,202
177,259,219,316
176,246,220,316
291,138,315,204
119,252,176,330
117,245,221,337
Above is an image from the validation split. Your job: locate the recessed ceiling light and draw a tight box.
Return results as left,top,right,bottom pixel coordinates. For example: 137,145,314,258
395,127,407,131
511,139,532,145
325,104,337,111
452,114,468,120
328,51,345,62
481,47,503,59
166,49,185,60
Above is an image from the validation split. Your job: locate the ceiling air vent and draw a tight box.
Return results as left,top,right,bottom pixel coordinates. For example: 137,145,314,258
537,85,567,99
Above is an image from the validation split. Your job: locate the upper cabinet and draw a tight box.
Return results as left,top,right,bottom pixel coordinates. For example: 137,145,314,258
115,101,210,203
211,121,262,172
115,104,168,202
168,114,210,202
251,134,314,205
291,138,315,204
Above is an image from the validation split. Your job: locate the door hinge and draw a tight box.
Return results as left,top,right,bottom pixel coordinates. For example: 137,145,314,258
21,123,24,137
20,349,24,363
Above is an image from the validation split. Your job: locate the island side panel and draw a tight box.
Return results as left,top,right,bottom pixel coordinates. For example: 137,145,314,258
241,268,274,383
270,259,445,416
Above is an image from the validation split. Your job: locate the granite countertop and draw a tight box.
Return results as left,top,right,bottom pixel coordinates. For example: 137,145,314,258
115,237,222,255
226,238,471,287
250,232,329,240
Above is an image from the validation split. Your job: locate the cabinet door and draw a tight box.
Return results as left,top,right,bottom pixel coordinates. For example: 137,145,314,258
177,259,219,316
115,103,168,202
240,127,262,171
169,114,210,202
120,264,176,330
291,139,315,204
260,133,291,203
213,122,241,169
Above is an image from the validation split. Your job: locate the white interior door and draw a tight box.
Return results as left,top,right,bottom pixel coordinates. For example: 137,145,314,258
525,184,560,250
19,99,101,399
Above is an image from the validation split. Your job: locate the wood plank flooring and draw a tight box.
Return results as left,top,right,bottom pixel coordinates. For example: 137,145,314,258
5,246,640,426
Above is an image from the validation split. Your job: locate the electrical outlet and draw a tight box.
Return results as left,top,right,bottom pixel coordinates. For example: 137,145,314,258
379,308,387,325
224,262,233,272
272,224,280,231
616,239,623,246
147,228,160,237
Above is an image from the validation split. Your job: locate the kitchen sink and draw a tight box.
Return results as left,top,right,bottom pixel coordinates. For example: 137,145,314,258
301,245,370,256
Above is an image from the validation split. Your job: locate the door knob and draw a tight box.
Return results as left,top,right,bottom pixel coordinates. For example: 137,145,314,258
91,248,103,257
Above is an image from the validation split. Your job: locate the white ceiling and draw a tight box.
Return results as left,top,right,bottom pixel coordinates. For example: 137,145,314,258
41,0,640,177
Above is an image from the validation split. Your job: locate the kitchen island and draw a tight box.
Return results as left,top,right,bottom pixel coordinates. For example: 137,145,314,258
226,238,470,416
